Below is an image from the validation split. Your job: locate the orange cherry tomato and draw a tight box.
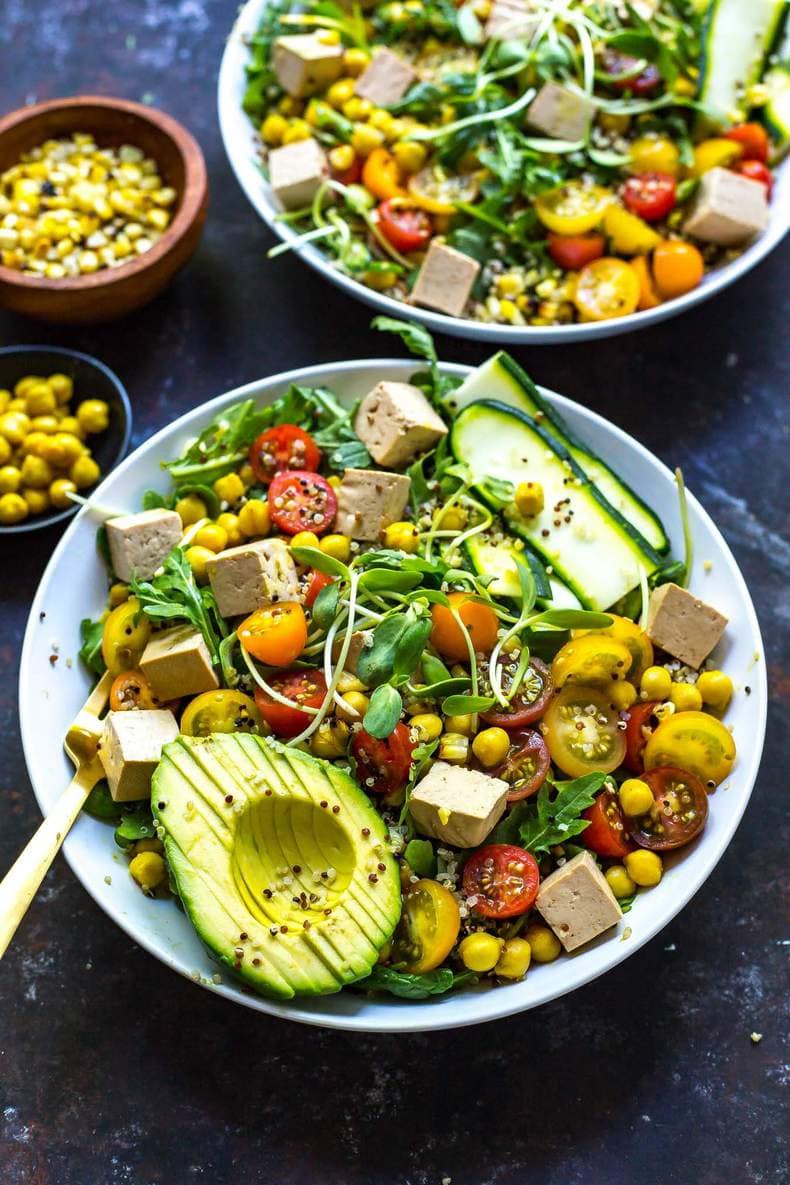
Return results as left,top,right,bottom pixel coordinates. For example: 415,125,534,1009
630,254,662,310
430,591,499,662
362,148,406,201
109,669,177,712
573,257,640,321
546,232,605,270
238,601,307,667
724,122,769,163
652,240,704,300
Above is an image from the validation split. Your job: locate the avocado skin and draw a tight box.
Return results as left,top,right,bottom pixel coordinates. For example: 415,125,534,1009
152,733,401,1000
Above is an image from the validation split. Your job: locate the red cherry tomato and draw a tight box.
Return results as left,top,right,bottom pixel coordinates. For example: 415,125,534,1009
734,159,773,197
481,658,554,730
622,173,677,222
547,232,605,270
623,766,709,851
268,469,337,536
725,122,770,163
581,787,633,858
623,701,660,772
462,844,540,919
601,50,661,96
377,199,433,253
254,668,327,738
493,729,551,801
351,723,415,795
331,158,362,186
304,569,333,609
249,425,321,485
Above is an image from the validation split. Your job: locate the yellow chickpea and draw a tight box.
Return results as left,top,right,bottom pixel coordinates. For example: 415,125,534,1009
0,437,10,466
70,454,101,489
175,494,207,527
57,415,86,439
0,492,28,524
605,865,636,899
20,454,54,489
495,937,532,979
20,430,48,458
0,390,10,415
523,923,561,963
237,498,270,538
0,411,31,445
0,465,21,494
319,533,351,562
291,530,320,550
185,544,216,584
217,511,243,547
342,48,370,77
624,849,663,887
76,399,110,434
31,414,60,435
22,487,50,515
14,376,41,399
193,522,228,553
49,478,77,509
24,381,57,416
336,691,370,722
48,374,74,404
459,932,503,972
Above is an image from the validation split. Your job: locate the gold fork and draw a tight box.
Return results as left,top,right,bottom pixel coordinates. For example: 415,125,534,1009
0,670,113,958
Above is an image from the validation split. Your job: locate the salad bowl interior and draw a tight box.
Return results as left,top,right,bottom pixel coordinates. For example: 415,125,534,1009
18,357,766,1031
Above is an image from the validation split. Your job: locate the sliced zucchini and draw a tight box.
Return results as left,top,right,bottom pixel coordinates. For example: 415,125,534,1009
451,401,661,611
464,533,582,609
448,353,669,554
697,0,786,127
762,17,790,157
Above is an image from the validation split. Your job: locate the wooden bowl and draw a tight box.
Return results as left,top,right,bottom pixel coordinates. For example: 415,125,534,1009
0,96,208,324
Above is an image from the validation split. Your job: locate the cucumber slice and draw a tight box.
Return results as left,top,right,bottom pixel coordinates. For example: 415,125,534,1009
448,353,669,554
464,533,582,609
698,0,786,127
763,17,790,156
451,401,661,611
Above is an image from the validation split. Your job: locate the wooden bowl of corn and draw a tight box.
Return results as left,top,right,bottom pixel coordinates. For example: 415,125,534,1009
0,96,208,324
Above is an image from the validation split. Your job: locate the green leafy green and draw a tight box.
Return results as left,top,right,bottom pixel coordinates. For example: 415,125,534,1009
79,617,106,676
130,549,227,666
403,838,436,878
114,806,156,851
362,684,403,739
311,581,340,631
441,693,496,715
83,781,123,822
356,965,473,999
516,772,608,853
290,545,350,580
356,607,431,688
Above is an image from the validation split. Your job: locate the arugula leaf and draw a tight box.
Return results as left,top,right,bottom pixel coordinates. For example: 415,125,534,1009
362,684,403,739
371,316,448,405
114,806,156,851
130,549,227,666
517,772,608,854
356,964,473,999
79,617,106,676
142,489,168,511
403,838,436,878
312,581,340,632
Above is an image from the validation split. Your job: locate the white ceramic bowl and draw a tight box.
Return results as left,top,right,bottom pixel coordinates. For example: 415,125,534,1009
19,359,766,1031
218,0,790,345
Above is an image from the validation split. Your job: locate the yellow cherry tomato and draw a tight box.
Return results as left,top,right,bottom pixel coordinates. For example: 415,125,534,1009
362,147,406,200
691,138,742,176
602,204,662,256
180,690,261,737
534,181,612,235
390,878,460,973
407,163,480,214
630,254,662,310
101,596,151,676
573,258,640,321
551,634,633,688
573,615,654,682
540,685,626,778
628,134,680,177
643,710,735,787
652,241,704,299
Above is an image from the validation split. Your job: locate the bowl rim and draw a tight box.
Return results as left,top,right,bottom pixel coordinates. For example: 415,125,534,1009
217,0,790,345
0,95,208,294
17,357,768,1031
0,343,132,535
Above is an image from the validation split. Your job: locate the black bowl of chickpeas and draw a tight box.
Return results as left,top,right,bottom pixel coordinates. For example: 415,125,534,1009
0,345,131,533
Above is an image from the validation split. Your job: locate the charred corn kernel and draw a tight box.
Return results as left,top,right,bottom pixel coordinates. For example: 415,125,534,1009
217,512,243,547
692,138,742,176
328,474,342,489
438,731,469,763
605,864,636,899
434,504,467,531
48,374,73,404
320,533,351,562
185,544,216,584
0,411,31,444
523,923,561,963
328,144,356,173
351,124,385,157
410,713,443,742
472,727,510,768
311,719,350,759
76,398,109,434
0,491,28,524
459,932,504,972
515,480,544,517
175,494,208,526
282,119,312,145
640,665,672,700
696,670,733,713
213,471,246,505
629,134,680,177
327,78,357,108
619,777,654,817
22,487,49,514
291,530,320,550
383,521,420,552
444,713,474,736
238,498,270,538
342,48,370,77
0,465,21,493
392,140,427,173
193,522,228,553
624,849,663,887
109,582,130,607
147,208,170,232
609,680,638,711
495,937,532,979
0,437,10,466
669,682,703,712
24,381,56,416
20,454,54,489
342,96,373,121
70,454,100,489
49,477,77,509
336,691,370,721
129,850,166,892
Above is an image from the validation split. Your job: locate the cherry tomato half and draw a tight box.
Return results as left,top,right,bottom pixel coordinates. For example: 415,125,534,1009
624,765,709,851
623,701,661,772
581,787,633,858
254,668,327,737
180,689,261,737
304,568,333,609
622,173,677,223
725,122,770,163
377,198,432,253
352,722,415,795
643,710,735,787
481,658,554,729
463,844,540,919
493,729,551,801
572,614,654,682
268,469,337,536
362,147,405,201
601,50,661,96
574,257,640,321
110,669,160,711
101,597,151,677
541,685,626,778
249,425,321,485
734,159,773,197
391,879,460,973
547,231,605,270
430,592,499,662
238,601,307,667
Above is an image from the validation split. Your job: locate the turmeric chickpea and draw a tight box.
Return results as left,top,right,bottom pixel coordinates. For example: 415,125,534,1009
70,454,101,489
49,477,77,509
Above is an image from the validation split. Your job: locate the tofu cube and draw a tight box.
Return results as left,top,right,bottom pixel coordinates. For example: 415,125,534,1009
106,508,182,582
139,625,219,701
645,582,728,668
331,629,372,675
527,81,594,142
354,381,448,469
485,0,540,40
272,34,343,98
536,851,623,953
410,762,509,849
683,166,769,246
410,241,481,318
99,709,179,802
334,468,411,541
268,138,329,211
354,48,417,107
206,538,301,619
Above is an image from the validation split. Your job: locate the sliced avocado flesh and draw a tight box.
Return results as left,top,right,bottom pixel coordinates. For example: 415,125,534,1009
153,733,401,999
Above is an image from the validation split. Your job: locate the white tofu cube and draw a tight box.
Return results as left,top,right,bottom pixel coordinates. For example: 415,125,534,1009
139,625,219,702
272,34,343,98
485,0,540,40
683,166,769,246
334,468,411,541
527,81,594,142
106,509,182,582
354,48,417,107
410,241,481,318
354,380,448,469
331,629,372,675
206,538,300,618
645,582,728,668
409,761,509,849
99,709,179,802
268,138,329,211
536,851,622,952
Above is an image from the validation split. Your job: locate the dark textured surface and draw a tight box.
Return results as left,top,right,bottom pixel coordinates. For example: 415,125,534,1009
1,3,788,1183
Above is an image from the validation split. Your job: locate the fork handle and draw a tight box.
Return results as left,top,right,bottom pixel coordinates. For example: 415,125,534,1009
0,773,93,959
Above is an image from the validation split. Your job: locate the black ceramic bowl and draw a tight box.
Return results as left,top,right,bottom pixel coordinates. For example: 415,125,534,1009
0,346,132,535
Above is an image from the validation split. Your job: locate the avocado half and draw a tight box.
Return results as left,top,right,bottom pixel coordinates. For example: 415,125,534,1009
152,733,401,999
